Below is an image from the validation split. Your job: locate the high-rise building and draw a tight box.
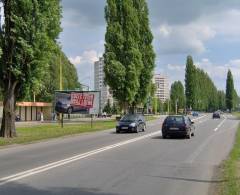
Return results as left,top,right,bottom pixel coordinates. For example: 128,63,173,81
153,74,170,102
94,57,113,112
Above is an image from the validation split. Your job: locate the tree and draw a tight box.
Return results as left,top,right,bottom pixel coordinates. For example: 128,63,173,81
184,56,219,112
226,70,234,112
0,0,62,137
104,0,154,112
233,89,240,110
103,99,112,114
217,90,226,110
133,0,155,105
170,81,185,113
185,55,196,110
112,102,120,114
35,48,80,102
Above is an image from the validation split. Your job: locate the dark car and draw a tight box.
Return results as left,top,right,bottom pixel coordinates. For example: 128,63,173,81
212,112,221,119
116,114,146,133
162,115,195,139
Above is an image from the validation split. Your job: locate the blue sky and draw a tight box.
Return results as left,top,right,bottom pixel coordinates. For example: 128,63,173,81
60,0,240,94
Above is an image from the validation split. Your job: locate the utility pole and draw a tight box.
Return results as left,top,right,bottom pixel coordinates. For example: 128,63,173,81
59,51,63,90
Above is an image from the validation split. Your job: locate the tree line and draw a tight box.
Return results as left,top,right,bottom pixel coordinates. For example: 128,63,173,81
170,55,239,113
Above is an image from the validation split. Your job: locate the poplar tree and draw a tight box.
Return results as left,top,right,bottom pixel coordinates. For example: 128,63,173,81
185,55,196,110
170,81,185,112
104,0,155,112
226,70,234,111
0,0,62,137
133,0,155,105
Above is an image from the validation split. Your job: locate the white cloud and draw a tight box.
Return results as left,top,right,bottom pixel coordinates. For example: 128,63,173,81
69,56,82,65
69,50,99,65
69,50,101,89
154,9,240,55
155,23,216,54
167,64,185,71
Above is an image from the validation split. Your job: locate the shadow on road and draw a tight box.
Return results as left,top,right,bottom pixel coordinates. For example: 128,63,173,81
151,136,186,140
149,175,240,184
0,183,120,195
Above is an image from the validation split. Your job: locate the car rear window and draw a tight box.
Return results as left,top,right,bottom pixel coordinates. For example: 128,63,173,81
121,114,138,122
165,116,184,124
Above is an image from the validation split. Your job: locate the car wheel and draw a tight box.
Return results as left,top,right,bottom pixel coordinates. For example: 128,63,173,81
135,126,139,133
67,107,73,114
116,130,120,134
186,130,191,139
162,134,167,139
142,125,146,132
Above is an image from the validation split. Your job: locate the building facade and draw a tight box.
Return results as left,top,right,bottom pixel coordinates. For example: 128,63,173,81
153,74,170,102
94,57,113,112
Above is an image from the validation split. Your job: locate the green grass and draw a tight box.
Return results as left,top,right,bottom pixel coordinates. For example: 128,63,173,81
0,120,116,147
220,113,240,195
0,115,159,147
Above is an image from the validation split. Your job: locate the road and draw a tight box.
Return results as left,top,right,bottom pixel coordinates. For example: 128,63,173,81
0,114,238,195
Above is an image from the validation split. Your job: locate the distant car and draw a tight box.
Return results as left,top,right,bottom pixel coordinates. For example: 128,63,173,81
192,112,199,117
212,112,221,119
116,114,146,133
162,115,195,139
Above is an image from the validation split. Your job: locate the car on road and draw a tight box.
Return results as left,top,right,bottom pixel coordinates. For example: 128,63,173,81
116,114,146,133
212,112,221,119
162,115,195,139
192,111,199,117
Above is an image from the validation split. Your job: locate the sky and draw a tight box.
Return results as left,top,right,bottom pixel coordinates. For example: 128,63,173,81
60,0,240,94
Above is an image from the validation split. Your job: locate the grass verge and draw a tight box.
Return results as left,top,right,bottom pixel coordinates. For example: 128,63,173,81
0,115,159,147
219,112,240,195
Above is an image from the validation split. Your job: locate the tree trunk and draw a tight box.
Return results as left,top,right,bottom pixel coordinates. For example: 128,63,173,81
0,82,17,138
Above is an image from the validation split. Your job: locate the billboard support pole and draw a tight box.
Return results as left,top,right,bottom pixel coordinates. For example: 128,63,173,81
61,113,64,128
91,114,93,128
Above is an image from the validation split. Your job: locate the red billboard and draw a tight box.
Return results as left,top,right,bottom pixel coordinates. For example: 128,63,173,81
70,93,95,109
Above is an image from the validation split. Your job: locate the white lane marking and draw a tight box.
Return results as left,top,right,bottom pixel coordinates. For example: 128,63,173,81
214,117,226,132
0,131,161,186
192,115,207,122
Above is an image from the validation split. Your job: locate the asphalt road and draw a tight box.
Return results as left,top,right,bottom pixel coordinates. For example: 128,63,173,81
0,114,238,195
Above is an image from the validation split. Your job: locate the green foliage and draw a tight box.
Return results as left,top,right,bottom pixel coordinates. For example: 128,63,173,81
103,99,112,114
0,1,79,103
35,47,80,102
112,102,120,114
133,0,155,104
218,91,226,111
226,70,234,111
185,56,222,111
104,0,155,110
0,0,62,99
185,55,196,109
157,99,164,114
233,89,240,110
170,81,185,112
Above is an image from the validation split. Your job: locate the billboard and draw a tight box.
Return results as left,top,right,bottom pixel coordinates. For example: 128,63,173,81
55,91,100,115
